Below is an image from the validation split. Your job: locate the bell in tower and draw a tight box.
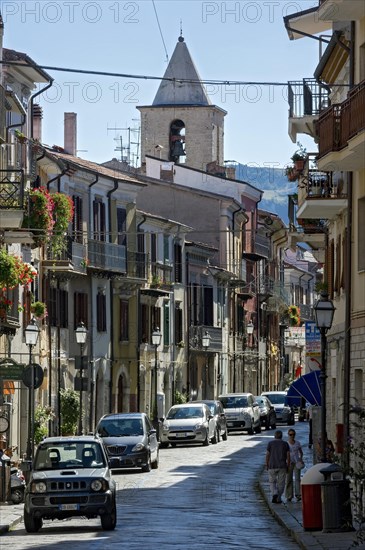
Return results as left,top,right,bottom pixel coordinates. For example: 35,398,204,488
169,119,186,163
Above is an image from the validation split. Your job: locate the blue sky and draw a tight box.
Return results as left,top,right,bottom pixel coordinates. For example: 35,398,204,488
2,0,319,171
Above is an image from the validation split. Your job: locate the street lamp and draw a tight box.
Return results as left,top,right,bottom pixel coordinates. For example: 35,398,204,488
152,327,162,434
243,321,254,392
314,291,335,463
202,331,211,398
25,317,40,460
75,322,88,435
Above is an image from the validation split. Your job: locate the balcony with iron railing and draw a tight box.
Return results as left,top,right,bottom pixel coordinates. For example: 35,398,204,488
42,236,87,273
0,287,20,335
316,80,365,171
88,239,126,273
296,163,348,220
242,232,270,261
288,78,330,142
0,169,25,229
150,261,173,289
127,250,147,280
189,325,223,352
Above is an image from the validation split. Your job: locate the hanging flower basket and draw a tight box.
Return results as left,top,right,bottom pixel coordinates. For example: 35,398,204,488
30,301,48,320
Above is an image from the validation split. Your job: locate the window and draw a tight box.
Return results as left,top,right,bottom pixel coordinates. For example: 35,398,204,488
188,284,213,326
97,292,106,332
74,292,88,328
174,305,183,344
117,208,127,246
140,304,160,344
72,195,83,243
93,198,106,241
120,299,129,341
163,235,169,264
49,287,68,328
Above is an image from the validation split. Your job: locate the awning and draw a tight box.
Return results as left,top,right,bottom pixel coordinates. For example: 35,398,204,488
286,370,321,407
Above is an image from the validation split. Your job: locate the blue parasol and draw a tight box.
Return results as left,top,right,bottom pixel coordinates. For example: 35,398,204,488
286,370,322,407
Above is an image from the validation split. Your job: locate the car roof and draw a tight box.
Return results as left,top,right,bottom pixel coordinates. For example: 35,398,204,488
218,393,253,397
193,400,219,405
98,413,145,421
40,436,101,444
169,403,206,408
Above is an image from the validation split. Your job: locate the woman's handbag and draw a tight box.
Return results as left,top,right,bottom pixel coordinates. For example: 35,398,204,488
296,460,305,470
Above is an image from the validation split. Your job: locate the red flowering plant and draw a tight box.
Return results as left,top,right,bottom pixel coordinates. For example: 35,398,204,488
51,193,74,257
22,187,54,242
0,248,36,290
23,187,74,256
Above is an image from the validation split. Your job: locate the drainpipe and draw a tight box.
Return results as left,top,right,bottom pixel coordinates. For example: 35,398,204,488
107,180,118,413
343,22,355,465
29,80,54,138
231,207,248,392
136,215,147,411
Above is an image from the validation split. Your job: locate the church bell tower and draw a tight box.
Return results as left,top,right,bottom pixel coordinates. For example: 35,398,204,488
138,36,226,172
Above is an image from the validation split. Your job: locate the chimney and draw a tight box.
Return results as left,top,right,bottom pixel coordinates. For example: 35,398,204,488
64,112,77,155
32,104,43,141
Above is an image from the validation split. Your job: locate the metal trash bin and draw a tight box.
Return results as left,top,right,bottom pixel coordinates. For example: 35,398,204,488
301,464,326,530
320,463,354,533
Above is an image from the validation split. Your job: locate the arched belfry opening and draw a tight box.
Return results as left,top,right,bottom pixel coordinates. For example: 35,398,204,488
169,119,186,163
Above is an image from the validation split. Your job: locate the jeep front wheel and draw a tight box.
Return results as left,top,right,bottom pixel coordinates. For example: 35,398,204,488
24,510,42,533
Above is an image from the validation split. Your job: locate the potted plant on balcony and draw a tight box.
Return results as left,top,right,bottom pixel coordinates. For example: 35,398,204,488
14,129,27,144
288,305,301,327
51,193,74,257
291,142,307,172
0,248,36,289
285,166,299,182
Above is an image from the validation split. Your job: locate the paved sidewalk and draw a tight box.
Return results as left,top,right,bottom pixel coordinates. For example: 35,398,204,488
259,439,361,550
0,502,23,534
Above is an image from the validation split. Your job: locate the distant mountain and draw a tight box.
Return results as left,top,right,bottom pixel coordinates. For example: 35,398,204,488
233,164,296,225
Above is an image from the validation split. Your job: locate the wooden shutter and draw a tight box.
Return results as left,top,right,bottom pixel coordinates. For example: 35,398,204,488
174,243,182,283
327,240,335,298
341,230,346,290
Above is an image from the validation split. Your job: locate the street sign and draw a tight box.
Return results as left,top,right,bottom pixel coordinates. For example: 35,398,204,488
22,364,44,389
0,358,25,381
75,356,88,370
74,377,88,391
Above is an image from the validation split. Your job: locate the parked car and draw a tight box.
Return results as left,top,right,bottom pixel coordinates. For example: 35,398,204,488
218,393,261,434
254,395,277,430
23,435,117,533
261,391,295,425
96,412,159,472
194,400,228,443
160,403,215,447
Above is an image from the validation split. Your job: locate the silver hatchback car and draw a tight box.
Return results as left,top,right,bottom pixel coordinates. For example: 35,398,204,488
160,403,215,447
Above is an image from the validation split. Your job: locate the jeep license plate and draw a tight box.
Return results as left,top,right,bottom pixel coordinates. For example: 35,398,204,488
59,504,79,511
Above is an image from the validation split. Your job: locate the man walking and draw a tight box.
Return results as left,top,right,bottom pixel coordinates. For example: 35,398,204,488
266,430,290,504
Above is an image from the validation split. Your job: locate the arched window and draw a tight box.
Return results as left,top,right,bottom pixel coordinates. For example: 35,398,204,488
169,119,186,163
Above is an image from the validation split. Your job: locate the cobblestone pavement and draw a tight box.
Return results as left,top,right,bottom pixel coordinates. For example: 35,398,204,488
0,421,361,549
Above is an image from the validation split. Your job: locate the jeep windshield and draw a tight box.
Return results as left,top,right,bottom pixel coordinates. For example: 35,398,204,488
220,396,248,408
33,441,106,471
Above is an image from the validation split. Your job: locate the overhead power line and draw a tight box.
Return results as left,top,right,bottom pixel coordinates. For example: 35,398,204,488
0,61,346,87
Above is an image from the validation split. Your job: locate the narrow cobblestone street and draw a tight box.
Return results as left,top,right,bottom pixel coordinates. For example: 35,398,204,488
3,427,305,549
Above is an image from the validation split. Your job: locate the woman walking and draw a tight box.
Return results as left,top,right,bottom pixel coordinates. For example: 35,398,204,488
285,428,304,502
